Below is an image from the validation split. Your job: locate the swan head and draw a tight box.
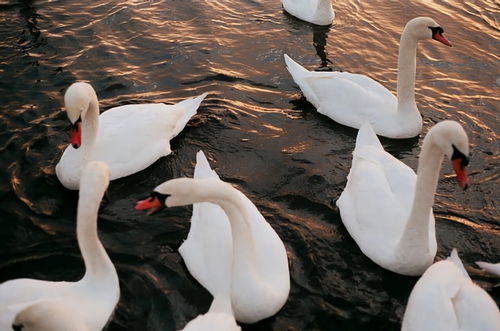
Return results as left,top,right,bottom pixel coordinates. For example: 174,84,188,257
79,161,111,197
404,17,452,47
12,300,90,331
64,82,97,148
136,177,227,214
426,120,470,189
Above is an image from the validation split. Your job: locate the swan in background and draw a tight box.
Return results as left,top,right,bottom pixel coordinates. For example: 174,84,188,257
476,261,500,277
402,249,500,330
284,17,452,138
12,300,90,331
136,151,290,324
0,161,120,330
282,0,334,26
336,121,470,276
56,82,208,189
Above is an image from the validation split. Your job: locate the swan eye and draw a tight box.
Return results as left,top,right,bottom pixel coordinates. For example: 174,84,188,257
428,26,444,37
151,191,170,204
70,116,82,130
12,324,24,331
451,145,469,169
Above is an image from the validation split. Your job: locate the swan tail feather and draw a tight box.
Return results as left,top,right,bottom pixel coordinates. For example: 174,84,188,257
194,150,219,180
284,54,323,107
447,249,470,279
284,54,309,77
170,93,208,139
355,122,383,150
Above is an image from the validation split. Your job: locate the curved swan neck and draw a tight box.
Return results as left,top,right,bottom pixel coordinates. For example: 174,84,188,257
396,30,418,110
77,185,116,283
81,91,99,162
172,179,259,269
399,136,443,248
207,184,258,267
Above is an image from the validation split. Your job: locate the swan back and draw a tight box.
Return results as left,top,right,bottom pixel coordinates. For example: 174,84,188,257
282,0,334,26
12,300,90,331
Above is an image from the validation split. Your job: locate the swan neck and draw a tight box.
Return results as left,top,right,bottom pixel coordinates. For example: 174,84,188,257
400,139,443,247
213,187,258,268
396,32,418,110
81,95,99,162
191,180,259,271
77,188,116,283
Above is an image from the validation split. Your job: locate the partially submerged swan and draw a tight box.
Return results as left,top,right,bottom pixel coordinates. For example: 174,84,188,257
136,151,290,324
402,249,500,330
0,161,120,330
337,121,469,276
284,17,452,138
56,82,207,189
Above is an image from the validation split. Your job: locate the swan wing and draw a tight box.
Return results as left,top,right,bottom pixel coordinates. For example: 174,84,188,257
284,54,399,132
94,93,206,179
337,128,416,259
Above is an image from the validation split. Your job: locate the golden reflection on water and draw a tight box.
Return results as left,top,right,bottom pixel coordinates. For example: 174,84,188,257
438,214,500,234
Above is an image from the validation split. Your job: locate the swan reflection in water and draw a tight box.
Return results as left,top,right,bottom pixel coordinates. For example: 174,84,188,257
312,24,334,71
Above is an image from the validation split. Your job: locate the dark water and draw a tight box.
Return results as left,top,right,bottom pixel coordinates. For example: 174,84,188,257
0,0,499,330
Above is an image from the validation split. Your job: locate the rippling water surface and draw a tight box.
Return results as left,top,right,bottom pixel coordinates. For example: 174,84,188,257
0,0,499,330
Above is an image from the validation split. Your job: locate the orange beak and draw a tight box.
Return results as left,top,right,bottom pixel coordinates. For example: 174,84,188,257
135,196,164,215
70,121,82,149
452,158,468,190
433,32,452,47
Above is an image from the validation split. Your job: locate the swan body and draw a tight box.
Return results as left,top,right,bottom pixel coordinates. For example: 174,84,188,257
336,121,470,275
136,151,290,324
476,261,500,277
284,17,452,138
56,82,208,189
12,300,90,331
282,0,334,26
0,161,120,330
402,249,500,331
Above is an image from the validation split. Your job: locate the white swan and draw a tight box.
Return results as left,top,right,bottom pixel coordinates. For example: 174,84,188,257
12,300,90,331
136,151,290,324
282,0,334,26
56,82,208,190
402,249,500,331
336,121,470,276
284,17,452,139
476,261,500,277
0,161,120,330
181,296,240,331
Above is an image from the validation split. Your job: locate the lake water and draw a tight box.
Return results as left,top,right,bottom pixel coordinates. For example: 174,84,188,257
0,0,498,330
